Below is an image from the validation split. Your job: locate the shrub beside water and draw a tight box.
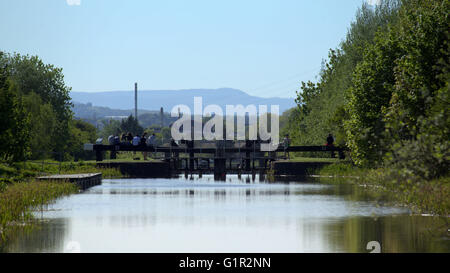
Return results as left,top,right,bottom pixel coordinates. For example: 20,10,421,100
319,163,363,177
363,169,449,216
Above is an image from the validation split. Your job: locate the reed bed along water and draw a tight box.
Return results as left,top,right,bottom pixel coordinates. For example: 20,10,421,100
0,180,78,241
0,160,124,245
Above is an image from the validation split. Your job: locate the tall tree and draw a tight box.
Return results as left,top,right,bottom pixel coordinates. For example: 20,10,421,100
120,115,144,136
345,0,449,170
288,1,400,150
0,65,31,161
0,52,73,159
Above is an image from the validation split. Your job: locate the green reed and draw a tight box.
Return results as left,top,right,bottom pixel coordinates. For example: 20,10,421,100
0,160,124,247
1,161,125,180
0,180,78,241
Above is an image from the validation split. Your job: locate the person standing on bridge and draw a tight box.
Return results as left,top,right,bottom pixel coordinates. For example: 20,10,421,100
326,133,335,158
120,133,128,145
127,132,133,143
170,138,179,159
132,134,140,157
147,133,156,147
108,135,114,145
140,133,148,146
132,134,141,146
326,133,335,147
141,133,148,160
283,134,291,159
147,133,157,158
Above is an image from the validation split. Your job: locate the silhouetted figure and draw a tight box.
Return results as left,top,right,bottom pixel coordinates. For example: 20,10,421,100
113,135,120,145
147,133,156,148
326,133,335,158
141,133,148,160
170,138,179,159
132,134,141,146
326,134,335,146
127,132,133,142
283,134,291,159
140,133,148,146
108,135,118,159
108,135,114,145
120,133,128,145
132,134,140,157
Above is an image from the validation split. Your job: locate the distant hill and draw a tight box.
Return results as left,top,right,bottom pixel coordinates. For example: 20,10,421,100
72,102,155,119
72,102,176,128
70,88,296,114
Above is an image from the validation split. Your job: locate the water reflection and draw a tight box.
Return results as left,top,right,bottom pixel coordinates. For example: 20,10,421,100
324,215,449,253
1,218,68,253
1,175,448,253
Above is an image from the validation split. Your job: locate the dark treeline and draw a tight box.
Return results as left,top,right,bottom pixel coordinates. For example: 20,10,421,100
282,0,449,180
0,52,96,161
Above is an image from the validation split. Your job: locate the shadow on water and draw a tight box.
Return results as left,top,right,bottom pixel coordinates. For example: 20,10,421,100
1,174,449,253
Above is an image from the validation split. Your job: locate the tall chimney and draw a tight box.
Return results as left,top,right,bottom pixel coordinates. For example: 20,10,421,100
160,107,164,128
134,82,138,121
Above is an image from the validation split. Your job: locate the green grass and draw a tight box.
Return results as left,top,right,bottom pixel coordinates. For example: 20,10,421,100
1,161,124,181
318,162,365,176
85,158,156,163
94,151,162,162
283,156,345,163
0,180,78,242
0,159,125,246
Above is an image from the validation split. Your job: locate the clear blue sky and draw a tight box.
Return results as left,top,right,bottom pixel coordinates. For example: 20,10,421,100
0,0,373,98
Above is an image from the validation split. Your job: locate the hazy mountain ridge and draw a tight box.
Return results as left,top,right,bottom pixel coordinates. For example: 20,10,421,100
70,88,296,114
72,102,158,119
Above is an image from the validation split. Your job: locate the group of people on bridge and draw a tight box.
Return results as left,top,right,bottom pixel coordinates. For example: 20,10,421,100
108,132,158,160
106,131,337,161
108,132,157,147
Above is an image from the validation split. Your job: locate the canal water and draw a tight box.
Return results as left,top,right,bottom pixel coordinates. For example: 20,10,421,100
2,175,449,253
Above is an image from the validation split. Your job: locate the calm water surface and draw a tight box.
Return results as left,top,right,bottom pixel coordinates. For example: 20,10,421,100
2,175,449,252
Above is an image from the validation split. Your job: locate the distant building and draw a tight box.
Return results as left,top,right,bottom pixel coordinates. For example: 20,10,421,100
104,116,129,120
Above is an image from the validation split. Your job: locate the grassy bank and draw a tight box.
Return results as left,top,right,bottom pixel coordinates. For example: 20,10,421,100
0,161,124,185
318,163,450,216
279,156,344,163
93,150,165,162
0,180,78,241
0,160,125,246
